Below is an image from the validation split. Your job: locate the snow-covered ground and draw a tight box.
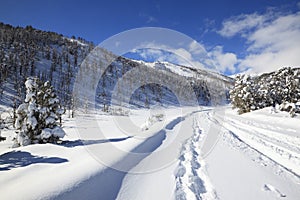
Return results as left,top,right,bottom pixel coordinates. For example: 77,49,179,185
204,107,300,200
0,106,300,200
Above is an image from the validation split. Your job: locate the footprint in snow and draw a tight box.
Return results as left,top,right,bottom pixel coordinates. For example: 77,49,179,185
262,184,286,198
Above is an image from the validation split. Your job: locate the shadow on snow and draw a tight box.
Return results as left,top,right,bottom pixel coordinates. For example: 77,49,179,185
60,136,132,148
0,151,68,171
55,115,186,200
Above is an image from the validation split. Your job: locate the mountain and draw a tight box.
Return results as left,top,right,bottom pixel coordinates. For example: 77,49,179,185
0,22,93,110
0,22,233,113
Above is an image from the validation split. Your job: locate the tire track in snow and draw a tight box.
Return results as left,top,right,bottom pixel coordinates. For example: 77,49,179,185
224,117,300,154
175,115,218,200
195,109,300,199
224,124,300,178
208,112,300,180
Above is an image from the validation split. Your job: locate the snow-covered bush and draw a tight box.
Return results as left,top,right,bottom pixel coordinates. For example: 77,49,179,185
108,106,130,116
278,102,298,117
141,113,164,131
14,77,65,146
230,67,300,116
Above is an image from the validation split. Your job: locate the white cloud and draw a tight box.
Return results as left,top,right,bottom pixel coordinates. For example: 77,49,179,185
218,13,269,37
248,13,300,51
132,47,192,67
208,46,238,73
240,46,300,73
219,10,300,74
132,42,205,69
203,18,216,32
173,48,193,61
137,48,164,60
132,41,239,73
189,40,207,55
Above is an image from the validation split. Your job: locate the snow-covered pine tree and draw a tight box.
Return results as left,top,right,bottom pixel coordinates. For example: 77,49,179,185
14,77,65,146
230,74,256,114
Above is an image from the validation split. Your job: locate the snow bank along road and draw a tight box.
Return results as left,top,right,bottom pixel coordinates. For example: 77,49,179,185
1,106,300,200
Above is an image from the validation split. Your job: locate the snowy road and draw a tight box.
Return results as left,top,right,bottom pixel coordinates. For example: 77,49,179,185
1,106,300,200
204,108,300,200
61,107,300,200
115,107,300,200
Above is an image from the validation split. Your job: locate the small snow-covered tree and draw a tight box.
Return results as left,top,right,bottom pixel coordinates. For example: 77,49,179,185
14,77,65,146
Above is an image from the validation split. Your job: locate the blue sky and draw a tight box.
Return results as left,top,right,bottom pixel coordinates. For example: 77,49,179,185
0,0,300,75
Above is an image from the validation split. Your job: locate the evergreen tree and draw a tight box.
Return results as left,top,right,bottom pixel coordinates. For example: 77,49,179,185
14,77,65,146
230,67,300,116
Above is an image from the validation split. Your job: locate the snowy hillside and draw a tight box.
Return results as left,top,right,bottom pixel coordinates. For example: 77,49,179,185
0,22,93,110
0,23,233,112
96,58,232,108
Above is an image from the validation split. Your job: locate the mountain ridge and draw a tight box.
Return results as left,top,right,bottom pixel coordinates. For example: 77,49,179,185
0,22,233,112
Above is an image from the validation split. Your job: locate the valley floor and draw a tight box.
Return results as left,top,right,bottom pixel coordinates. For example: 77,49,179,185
0,106,300,200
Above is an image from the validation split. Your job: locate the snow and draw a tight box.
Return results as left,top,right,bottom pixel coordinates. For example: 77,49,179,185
48,97,59,105
25,93,35,102
25,79,36,91
27,115,37,129
41,128,52,139
40,127,65,140
203,107,300,200
66,37,88,46
1,106,300,199
45,116,56,125
131,59,233,84
173,116,217,200
52,126,65,138
141,113,164,131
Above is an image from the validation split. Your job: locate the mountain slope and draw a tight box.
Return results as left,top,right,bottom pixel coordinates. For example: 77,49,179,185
0,22,233,113
0,22,93,109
